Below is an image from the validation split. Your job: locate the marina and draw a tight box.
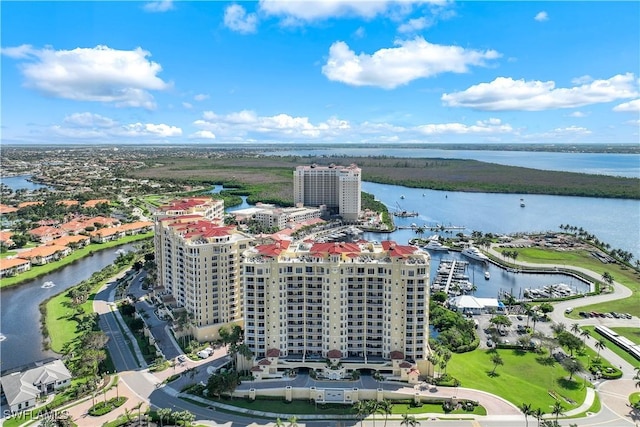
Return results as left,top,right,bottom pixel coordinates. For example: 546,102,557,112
431,259,474,296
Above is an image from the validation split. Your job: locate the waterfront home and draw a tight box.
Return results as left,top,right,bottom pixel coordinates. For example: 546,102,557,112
447,295,505,315
17,245,71,265
89,227,125,243
0,257,31,278
0,359,71,413
47,235,91,248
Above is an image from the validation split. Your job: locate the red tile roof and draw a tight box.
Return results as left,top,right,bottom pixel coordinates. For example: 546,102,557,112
389,351,404,360
327,349,343,359
266,348,281,358
381,241,417,257
255,240,291,257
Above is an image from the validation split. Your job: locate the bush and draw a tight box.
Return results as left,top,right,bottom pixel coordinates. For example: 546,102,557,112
88,397,127,416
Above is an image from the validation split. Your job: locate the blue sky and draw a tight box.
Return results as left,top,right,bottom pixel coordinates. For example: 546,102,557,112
1,1,639,145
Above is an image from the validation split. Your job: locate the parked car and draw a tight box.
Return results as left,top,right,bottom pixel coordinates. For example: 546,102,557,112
177,355,186,362
487,339,494,347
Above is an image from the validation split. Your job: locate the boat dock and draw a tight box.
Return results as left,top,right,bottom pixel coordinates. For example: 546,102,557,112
431,259,472,296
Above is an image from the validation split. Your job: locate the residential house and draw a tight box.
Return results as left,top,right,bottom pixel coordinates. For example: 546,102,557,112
0,257,31,278
0,360,72,413
27,226,66,243
17,245,71,265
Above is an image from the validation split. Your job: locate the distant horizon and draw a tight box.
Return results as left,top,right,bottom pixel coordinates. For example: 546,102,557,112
2,1,639,145
2,141,640,154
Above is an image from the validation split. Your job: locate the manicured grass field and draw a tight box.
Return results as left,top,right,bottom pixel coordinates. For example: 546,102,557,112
514,247,640,317
447,348,587,412
582,326,640,367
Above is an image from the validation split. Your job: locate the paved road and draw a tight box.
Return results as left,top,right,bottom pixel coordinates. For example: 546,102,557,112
94,278,140,372
93,260,638,427
487,244,639,378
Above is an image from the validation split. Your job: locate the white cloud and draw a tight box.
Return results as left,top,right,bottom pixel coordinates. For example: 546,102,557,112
189,130,217,139
353,26,366,39
182,102,193,109
322,37,501,89
442,73,638,111
568,111,586,118
143,0,174,13
194,110,351,139
51,113,182,140
417,118,513,135
613,99,640,112
121,123,182,137
571,75,593,85
259,0,417,22
2,45,169,109
63,112,117,128
194,93,210,101
398,16,432,33
534,11,548,22
0,44,34,58
224,4,258,34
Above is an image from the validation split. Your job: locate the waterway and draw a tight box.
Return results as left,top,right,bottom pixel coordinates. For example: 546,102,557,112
0,244,137,372
1,175,51,191
262,148,640,178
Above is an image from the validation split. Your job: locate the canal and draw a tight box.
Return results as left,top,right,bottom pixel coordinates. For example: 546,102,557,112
0,244,137,372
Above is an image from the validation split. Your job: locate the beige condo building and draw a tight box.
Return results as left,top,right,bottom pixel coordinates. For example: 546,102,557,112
154,198,252,341
243,239,431,381
293,164,361,222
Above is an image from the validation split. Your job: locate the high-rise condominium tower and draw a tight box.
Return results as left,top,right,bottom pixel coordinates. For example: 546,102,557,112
293,164,361,222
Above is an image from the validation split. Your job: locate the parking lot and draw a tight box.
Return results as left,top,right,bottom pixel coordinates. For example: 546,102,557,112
475,313,554,349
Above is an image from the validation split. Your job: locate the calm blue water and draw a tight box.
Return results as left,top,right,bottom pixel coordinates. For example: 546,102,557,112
1,175,51,191
0,244,137,372
264,148,640,178
363,181,639,264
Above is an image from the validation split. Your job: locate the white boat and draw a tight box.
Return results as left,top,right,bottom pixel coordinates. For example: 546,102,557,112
424,240,451,251
400,195,405,199
461,246,489,261
484,271,490,280
520,198,525,207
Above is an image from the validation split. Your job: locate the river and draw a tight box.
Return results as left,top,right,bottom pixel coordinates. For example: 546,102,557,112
0,244,137,372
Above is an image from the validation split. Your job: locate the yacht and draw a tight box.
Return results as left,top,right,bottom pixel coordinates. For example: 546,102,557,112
461,246,489,261
424,240,451,251
520,198,525,207
400,195,405,199
484,271,491,280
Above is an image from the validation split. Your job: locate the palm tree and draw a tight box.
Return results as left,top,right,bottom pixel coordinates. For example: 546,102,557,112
400,413,420,427
287,415,299,427
633,366,640,388
354,400,369,427
595,338,606,360
552,401,565,422
580,329,590,345
379,399,392,427
274,418,285,427
570,323,580,335
520,403,532,427
533,408,544,427
490,352,504,376
157,407,172,427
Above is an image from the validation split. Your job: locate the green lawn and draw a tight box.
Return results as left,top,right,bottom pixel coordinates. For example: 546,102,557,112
447,348,588,412
611,327,640,345
513,247,640,317
582,326,640,367
44,265,132,352
1,232,153,289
